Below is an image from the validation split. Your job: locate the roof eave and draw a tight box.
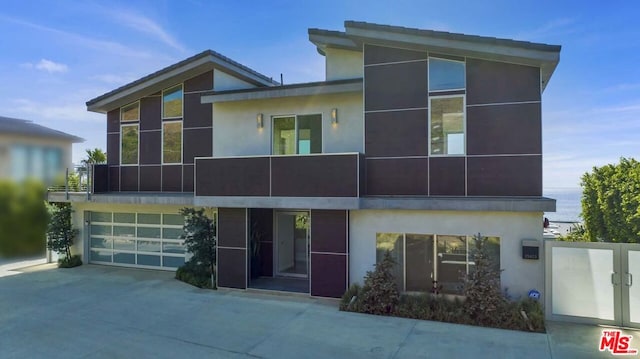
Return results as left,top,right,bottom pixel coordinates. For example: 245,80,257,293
308,29,360,55
344,23,561,92
87,53,278,114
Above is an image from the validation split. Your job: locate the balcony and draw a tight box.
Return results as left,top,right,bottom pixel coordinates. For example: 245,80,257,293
194,153,364,209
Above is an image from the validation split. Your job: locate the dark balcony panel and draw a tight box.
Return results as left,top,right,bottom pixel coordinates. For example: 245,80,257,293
466,58,541,105
366,158,428,195
429,157,466,196
467,103,541,155
139,166,161,192
184,70,213,92
182,165,194,192
93,165,109,193
107,108,119,133
359,155,366,198
108,166,120,192
467,155,542,196
140,96,161,131
310,253,347,298
364,44,427,65
365,61,428,111
258,242,273,277
139,131,161,165
120,166,138,191
271,155,358,197
365,110,428,157
107,133,119,165
196,157,269,196
183,128,212,164
311,210,347,254
184,93,212,128
218,248,246,289
219,208,247,248
162,165,182,192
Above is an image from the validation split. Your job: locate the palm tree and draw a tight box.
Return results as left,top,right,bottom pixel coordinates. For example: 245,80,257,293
79,148,106,188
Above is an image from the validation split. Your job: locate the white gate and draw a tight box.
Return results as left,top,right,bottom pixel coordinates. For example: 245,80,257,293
545,241,640,328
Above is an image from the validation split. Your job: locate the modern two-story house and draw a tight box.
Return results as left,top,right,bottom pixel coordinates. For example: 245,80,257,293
52,21,560,299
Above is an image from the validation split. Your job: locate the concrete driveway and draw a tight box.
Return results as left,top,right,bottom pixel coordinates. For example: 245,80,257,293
0,263,636,358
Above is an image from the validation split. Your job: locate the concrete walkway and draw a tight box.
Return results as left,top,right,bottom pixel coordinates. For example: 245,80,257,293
0,264,637,358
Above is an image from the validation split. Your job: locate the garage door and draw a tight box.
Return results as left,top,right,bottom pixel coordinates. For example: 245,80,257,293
89,212,186,270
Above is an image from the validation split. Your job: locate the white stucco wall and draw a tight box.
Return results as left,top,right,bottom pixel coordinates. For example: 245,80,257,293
211,92,363,156
325,48,363,81
214,69,256,91
70,202,200,262
349,209,545,300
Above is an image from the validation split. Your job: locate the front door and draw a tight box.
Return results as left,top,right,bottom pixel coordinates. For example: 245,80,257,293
275,211,309,278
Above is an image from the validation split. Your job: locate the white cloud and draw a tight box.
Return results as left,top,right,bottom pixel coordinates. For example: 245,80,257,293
107,10,186,52
24,59,69,73
9,98,101,123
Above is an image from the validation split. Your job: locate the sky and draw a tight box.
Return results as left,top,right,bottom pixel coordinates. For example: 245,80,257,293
0,0,638,190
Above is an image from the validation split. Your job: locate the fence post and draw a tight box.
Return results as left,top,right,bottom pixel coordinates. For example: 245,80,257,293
65,168,69,200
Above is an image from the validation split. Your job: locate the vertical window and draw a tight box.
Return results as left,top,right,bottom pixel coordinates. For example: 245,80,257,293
120,102,140,122
163,121,182,164
163,84,183,118
121,125,139,165
272,114,322,155
429,58,465,92
430,96,465,155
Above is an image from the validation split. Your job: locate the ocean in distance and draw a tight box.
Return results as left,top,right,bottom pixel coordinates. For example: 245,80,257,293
544,187,582,222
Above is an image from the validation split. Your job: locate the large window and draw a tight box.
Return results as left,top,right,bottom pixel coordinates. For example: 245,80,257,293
10,145,62,183
376,233,500,295
163,84,183,118
430,96,465,155
272,114,322,155
163,121,182,164
429,57,465,92
121,125,139,165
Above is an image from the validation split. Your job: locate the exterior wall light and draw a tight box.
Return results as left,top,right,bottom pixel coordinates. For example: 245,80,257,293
257,113,263,129
331,108,338,126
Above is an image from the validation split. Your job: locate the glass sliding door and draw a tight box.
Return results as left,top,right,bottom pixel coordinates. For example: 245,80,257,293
406,234,434,292
272,114,322,155
275,211,309,277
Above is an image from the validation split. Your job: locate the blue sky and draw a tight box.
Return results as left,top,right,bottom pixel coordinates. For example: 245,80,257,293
1,0,638,190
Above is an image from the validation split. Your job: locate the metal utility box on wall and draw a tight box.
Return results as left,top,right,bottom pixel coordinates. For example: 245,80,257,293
522,239,540,260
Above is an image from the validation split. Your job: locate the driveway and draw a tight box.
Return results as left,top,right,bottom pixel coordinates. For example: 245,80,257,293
0,264,636,358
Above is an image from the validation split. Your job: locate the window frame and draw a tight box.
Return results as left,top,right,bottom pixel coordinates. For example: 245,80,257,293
428,57,466,93
120,123,139,166
162,84,184,119
161,120,183,165
428,94,466,157
120,101,140,122
271,113,323,155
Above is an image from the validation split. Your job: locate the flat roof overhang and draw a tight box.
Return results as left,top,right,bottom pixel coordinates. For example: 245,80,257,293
201,78,362,104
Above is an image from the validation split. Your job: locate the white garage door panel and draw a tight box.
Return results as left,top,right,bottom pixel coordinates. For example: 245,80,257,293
89,212,186,270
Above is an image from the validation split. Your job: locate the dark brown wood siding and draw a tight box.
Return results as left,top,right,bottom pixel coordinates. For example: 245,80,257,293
139,166,161,192
271,155,358,197
366,158,428,195
161,165,182,192
140,96,161,131
364,44,427,65
466,58,541,105
364,61,428,111
139,131,161,165
467,155,542,196
429,157,466,196
183,128,212,164
365,110,428,157
195,157,270,197
120,166,138,191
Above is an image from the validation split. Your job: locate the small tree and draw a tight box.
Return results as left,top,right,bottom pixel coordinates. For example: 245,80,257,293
179,208,216,287
464,233,506,326
360,251,400,315
46,203,77,263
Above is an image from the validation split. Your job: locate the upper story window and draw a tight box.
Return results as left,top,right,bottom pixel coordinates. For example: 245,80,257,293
162,84,183,118
428,57,465,91
163,121,182,164
272,114,322,155
120,102,140,122
430,96,465,156
121,124,139,165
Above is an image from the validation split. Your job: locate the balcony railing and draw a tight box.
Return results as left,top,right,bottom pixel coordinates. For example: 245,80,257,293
195,153,364,198
47,164,107,200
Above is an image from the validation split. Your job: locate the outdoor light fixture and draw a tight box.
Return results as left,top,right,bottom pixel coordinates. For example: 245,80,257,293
257,113,263,129
331,108,338,125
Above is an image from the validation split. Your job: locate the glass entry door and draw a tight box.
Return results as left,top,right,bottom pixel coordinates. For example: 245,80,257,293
275,211,309,278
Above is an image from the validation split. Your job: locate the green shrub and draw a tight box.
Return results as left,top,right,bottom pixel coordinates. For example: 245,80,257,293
339,283,362,311
58,254,82,268
0,180,49,257
359,251,400,315
175,260,215,289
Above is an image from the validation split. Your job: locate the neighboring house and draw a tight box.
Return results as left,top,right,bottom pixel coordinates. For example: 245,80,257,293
50,21,560,299
0,116,83,184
